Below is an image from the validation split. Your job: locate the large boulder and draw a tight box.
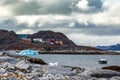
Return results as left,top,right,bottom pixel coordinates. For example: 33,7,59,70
15,60,31,72
83,69,120,78
27,57,47,65
102,66,120,72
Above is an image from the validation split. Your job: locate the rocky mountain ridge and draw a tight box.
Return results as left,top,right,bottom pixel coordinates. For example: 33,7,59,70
97,44,120,51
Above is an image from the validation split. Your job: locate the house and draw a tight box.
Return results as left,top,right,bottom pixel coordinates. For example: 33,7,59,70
33,38,43,42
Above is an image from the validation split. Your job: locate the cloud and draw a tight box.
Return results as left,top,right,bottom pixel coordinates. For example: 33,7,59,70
0,0,120,46
88,0,103,9
0,6,12,18
72,0,103,14
67,33,120,46
0,0,104,15
0,0,76,15
76,0,89,10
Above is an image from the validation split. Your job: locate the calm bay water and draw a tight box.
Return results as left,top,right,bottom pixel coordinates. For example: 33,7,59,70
29,54,120,69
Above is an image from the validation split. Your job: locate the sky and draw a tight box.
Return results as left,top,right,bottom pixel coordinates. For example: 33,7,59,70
0,0,120,46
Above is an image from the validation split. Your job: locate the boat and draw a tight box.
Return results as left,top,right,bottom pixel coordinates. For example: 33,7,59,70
48,62,58,66
98,58,107,64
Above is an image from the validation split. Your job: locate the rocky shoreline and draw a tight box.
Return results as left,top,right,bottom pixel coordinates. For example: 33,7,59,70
0,51,120,80
38,50,120,55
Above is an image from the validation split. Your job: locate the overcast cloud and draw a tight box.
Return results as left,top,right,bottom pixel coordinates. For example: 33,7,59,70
0,0,120,46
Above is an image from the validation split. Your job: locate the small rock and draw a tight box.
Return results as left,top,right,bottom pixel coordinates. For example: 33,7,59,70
96,78,108,80
64,76,70,80
110,76,120,80
15,60,31,72
55,73,64,79
0,52,4,56
70,75,87,80
9,76,19,80
3,73,8,76
0,68,6,73
1,77,8,80
46,74,55,79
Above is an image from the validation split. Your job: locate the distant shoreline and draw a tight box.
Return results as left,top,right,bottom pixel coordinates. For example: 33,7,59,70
1,50,120,55
38,51,120,55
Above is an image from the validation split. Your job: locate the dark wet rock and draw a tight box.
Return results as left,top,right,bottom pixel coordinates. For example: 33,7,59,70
83,69,120,78
27,57,47,65
102,66,120,72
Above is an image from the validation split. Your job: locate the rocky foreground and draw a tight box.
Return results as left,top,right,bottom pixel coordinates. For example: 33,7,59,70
0,51,120,80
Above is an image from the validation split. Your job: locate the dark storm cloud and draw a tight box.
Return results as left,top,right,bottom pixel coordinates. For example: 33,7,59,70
0,0,17,5
70,22,120,36
0,0,104,15
0,0,76,15
88,0,103,9
1,18,120,36
0,18,29,32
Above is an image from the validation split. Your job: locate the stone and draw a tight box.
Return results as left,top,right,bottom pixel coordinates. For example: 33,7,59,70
1,77,8,80
96,78,108,80
64,76,70,80
3,73,8,76
55,73,64,79
15,60,31,72
102,66,120,72
110,76,120,80
9,77,19,80
0,68,6,73
46,74,55,79
0,56,19,64
0,52,4,56
8,64,15,70
27,57,47,65
70,74,87,80
41,65,75,76
83,69,120,78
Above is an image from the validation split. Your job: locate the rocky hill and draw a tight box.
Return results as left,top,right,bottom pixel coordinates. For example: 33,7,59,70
0,29,102,52
0,29,42,50
0,29,21,45
28,30,76,46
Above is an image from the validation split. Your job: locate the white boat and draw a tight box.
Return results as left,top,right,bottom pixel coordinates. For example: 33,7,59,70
48,62,58,66
98,58,107,64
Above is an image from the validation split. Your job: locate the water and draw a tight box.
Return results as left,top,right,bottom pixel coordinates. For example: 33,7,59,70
29,54,120,69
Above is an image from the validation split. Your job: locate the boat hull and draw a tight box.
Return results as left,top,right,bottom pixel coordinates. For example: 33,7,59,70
98,61,107,64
